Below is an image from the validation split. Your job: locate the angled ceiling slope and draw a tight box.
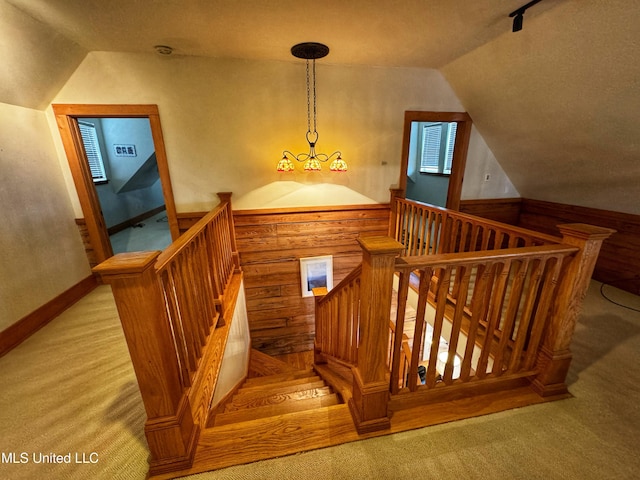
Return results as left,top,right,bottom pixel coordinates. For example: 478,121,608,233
1,1,86,109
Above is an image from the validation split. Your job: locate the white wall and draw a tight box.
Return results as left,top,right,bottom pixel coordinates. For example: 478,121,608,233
0,102,91,330
100,118,156,193
211,282,251,406
461,127,519,199
49,51,514,213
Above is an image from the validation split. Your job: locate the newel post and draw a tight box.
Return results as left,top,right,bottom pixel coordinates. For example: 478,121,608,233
93,252,198,474
532,224,615,397
350,236,404,433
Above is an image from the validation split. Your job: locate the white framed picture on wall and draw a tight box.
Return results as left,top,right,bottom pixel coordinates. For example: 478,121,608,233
300,255,333,297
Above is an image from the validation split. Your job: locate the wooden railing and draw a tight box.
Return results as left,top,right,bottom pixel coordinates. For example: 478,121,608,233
315,196,614,433
93,193,240,475
391,194,562,255
390,245,576,396
314,265,362,366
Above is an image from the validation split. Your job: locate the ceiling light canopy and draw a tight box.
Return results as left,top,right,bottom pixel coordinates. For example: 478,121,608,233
276,42,347,173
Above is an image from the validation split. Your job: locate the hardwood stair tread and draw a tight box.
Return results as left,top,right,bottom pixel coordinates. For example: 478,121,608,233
314,362,354,403
243,369,316,387
228,379,327,403
195,404,358,472
227,385,333,410
214,393,339,426
239,376,322,393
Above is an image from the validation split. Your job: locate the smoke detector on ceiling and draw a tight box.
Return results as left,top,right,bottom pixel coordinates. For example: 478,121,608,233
154,45,173,55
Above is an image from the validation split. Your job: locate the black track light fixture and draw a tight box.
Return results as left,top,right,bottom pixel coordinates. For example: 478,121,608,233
509,0,543,32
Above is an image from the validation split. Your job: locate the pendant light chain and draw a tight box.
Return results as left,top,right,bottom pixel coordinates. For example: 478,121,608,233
305,59,318,135
312,59,317,134
306,60,311,135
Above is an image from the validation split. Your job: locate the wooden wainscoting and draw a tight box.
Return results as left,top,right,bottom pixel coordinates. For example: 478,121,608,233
460,198,640,296
459,198,523,225
75,219,99,267
233,204,391,356
177,211,209,235
518,199,640,295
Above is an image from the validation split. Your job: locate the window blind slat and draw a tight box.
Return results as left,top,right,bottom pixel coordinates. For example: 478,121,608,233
78,122,107,182
420,124,441,173
443,123,457,174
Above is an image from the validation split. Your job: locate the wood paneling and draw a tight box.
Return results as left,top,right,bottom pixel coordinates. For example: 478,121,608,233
460,198,640,296
75,218,99,267
518,199,640,295
459,198,523,225
178,212,209,234
234,205,390,356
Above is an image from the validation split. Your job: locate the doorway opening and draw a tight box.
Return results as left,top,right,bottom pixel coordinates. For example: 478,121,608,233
79,116,171,253
53,104,179,265
398,111,472,211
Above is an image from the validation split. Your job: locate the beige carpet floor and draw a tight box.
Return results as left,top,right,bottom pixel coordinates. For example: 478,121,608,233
1,281,639,480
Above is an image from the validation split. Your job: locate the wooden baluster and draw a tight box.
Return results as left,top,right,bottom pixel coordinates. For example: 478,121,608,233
350,236,404,434
409,268,433,390
492,259,526,375
425,267,451,388
390,270,411,394
523,256,564,370
93,252,198,474
476,260,510,378
217,192,240,272
444,265,471,383
313,288,328,365
460,263,489,381
532,223,615,396
351,278,361,362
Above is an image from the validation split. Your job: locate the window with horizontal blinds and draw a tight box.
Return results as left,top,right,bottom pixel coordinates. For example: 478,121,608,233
78,121,107,183
420,123,442,173
443,122,457,174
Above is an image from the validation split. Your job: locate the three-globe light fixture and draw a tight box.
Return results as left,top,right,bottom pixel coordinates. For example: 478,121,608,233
276,42,347,173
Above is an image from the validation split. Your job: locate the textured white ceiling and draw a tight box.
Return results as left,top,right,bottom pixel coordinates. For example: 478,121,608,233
7,0,558,68
3,0,639,214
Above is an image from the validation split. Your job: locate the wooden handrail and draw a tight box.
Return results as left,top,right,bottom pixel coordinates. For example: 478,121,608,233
396,244,579,270
93,193,241,475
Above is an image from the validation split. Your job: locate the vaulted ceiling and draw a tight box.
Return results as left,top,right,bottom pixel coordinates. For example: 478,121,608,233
3,0,639,214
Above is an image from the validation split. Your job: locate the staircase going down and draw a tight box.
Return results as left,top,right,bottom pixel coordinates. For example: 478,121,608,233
186,349,357,474
209,368,340,427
